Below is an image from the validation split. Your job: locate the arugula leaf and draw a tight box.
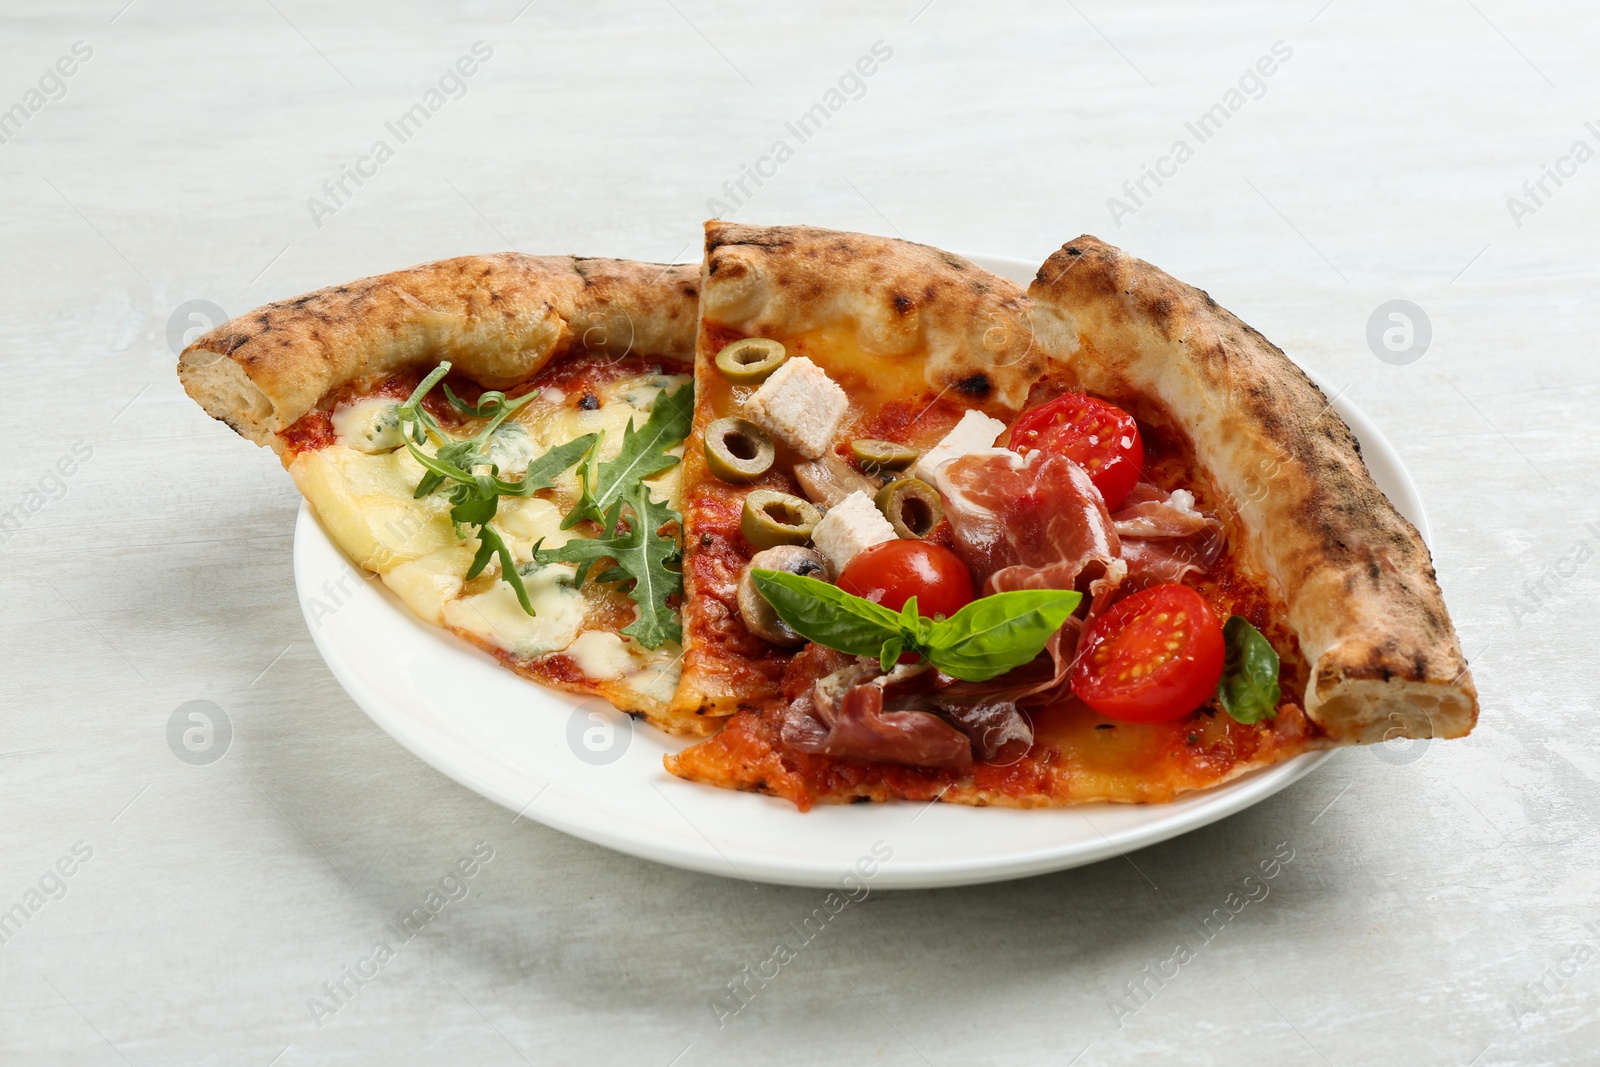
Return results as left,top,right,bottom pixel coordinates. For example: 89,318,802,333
534,483,683,649
500,433,598,496
442,382,525,419
924,589,1083,682
750,570,907,658
563,384,693,531
449,487,499,528
398,362,451,444
1216,616,1281,724
466,523,535,615
392,362,593,616
750,570,1079,682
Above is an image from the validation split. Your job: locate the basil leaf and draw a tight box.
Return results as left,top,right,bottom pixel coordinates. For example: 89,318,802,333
924,589,1082,682
750,570,906,658
1216,616,1281,724
879,637,904,674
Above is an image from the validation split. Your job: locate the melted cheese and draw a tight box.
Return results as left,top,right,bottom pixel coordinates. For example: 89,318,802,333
331,398,403,453
443,563,584,657
619,646,683,703
496,496,577,561
563,630,637,680
383,545,474,623
290,446,458,572
297,368,694,676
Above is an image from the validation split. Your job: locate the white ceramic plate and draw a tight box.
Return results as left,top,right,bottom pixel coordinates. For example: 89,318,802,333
295,254,1427,889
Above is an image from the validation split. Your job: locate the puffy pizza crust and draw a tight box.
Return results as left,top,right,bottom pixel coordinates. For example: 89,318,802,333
700,221,1045,412
1028,236,1477,744
178,253,699,448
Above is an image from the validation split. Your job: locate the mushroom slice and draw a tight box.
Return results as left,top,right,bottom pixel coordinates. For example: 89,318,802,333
736,546,831,646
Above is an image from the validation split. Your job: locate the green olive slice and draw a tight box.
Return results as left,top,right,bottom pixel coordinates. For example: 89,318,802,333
742,490,822,549
851,438,920,474
875,478,945,539
715,338,789,384
704,417,775,483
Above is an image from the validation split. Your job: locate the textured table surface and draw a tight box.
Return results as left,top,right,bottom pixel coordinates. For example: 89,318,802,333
3,1,1597,1064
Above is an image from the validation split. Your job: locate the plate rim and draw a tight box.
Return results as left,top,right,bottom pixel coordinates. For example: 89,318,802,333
292,250,1419,888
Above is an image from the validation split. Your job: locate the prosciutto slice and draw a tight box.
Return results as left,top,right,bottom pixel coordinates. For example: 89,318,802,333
1112,484,1224,590
935,449,1125,596
781,665,973,768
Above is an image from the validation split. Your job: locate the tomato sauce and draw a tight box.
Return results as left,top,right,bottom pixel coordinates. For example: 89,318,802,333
274,353,689,459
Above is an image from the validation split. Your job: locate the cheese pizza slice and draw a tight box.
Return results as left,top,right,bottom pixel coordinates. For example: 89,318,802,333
178,253,710,730
665,224,1477,809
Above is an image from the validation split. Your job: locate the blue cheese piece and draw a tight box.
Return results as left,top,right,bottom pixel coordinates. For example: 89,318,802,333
743,356,848,459
811,490,896,572
913,409,1008,482
331,398,403,453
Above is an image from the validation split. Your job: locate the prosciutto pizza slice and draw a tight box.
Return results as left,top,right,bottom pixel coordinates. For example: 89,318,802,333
178,253,709,730
665,224,1477,809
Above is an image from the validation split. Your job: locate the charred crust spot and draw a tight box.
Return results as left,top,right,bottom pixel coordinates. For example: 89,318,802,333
681,284,698,299
850,795,872,804
955,373,991,398
700,533,714,546
1066,246,1083,256
578,392,599,410
892,293,913,314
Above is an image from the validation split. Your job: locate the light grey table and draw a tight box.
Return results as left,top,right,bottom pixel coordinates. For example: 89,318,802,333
3,1,1596,1064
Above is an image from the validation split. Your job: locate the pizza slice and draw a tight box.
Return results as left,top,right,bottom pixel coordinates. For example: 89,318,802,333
178,253,713,731
665,224,1477,809
669,221,1045,731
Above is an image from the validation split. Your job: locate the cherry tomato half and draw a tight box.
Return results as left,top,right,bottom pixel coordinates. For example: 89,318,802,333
1008,393,1143,509
1071,584,1224,723
837,540,975,620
